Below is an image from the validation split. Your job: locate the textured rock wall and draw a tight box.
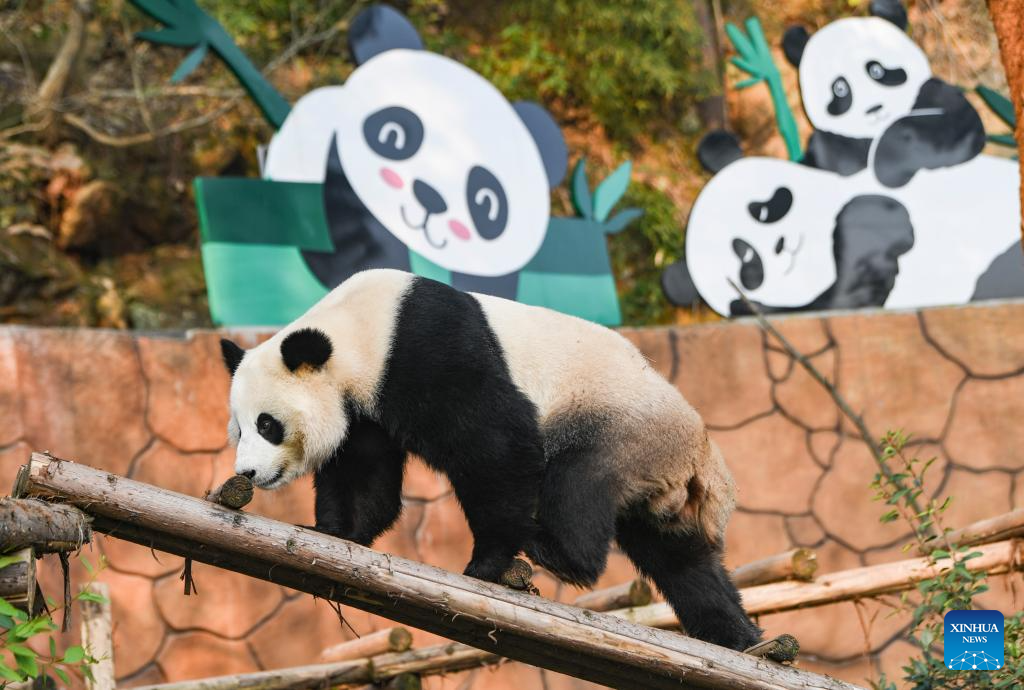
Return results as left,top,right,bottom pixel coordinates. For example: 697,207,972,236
1,301,1022,689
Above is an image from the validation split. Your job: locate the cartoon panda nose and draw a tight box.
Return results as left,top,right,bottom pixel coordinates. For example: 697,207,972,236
866,103,883,115
413,180,447,215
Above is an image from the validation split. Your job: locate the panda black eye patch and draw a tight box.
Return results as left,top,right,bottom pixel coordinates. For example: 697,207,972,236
256,413,284,445
363,106,424,160
747,187,793,224
865,60,907,86
828,77,852,115
731,239,764,291
466,166,508,240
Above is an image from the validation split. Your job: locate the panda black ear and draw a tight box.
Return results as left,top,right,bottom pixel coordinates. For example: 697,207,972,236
661,260,699,307
697,130,743,174
869,0,909,30
782,26,809,67
281,328,333,373
513,101,568,189
220,339,245,377
348,4,424,66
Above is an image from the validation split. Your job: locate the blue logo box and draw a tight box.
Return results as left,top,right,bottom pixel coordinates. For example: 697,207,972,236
945,610,1004,670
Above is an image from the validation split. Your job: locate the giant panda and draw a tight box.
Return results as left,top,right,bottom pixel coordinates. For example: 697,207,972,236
218,268,763,652
783,0,985,187
263,5,568,299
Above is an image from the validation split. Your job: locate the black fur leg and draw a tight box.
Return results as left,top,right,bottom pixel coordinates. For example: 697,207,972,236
615,505,762,651
524,450,616,587
313,414,406,546
447,456,544,583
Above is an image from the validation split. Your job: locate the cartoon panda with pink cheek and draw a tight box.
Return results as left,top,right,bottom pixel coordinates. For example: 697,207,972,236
263,6,567,298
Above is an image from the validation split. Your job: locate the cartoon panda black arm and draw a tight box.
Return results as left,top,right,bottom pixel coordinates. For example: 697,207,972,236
873,78,986,188
312,412,407,546
801,130,872,176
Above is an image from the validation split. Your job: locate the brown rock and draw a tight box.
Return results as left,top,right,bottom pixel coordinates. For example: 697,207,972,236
57,180,125,252
713,414,822,514
774,349,839,431
99,532,183,578
759,598,905,660
921,303,1024,377
248,595,352,670
830,312,964,440
119,662,167,688
0,442,30,496
944,376,1024,470
417,493,473,574
767,316,832,356
13,329,148,476
154,560,284,638
813,441,914,551
785,514,826,547
158,631,260,682
940,468,1013,530
403,455,451,501
765,348,793,382
875,639,918,687
0,331,23,447
672,322,774,428
130,440,215,498
723,511,790,571
105,569,166,677
808,430,840,467
138,333,230,453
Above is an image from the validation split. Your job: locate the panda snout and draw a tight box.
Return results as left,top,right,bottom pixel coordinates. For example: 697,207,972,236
239,469,256,479
412,179,447,215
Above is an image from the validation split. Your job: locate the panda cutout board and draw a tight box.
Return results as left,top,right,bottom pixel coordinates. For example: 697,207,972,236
184,4,640,327
662,2,1024,317
784,0,985,185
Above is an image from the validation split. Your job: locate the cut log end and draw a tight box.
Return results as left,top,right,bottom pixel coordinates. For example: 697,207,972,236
206,475,254,510
744,634,800,664
388,627,414,653
791,548,818,581
0,548,35,613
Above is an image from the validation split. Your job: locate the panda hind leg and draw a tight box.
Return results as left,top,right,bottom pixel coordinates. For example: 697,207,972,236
615,503,762,651
523,450,616,588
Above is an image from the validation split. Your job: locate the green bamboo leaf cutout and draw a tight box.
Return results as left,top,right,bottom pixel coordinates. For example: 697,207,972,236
592,161,632,223
128,0,291,129
988,133,1017,147
602,207,643,234
171,43,209,83
571,158,593,219
726,17,802,161
976,85,1016,127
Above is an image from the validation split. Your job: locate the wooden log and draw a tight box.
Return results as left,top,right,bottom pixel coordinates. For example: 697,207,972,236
573,579,652,612
611,539,1024,628
732,548,817,588
320,627,413,663
0,498,91,553
23,455,861,690
919,508,1024,554
0,548,35,613
80,582,114,690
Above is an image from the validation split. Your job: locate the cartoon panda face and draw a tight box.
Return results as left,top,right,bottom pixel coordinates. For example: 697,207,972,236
328,50,551,277
685,158,839,315
799,17,930,140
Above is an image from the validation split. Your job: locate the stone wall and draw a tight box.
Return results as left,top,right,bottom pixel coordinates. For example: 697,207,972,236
1,301,1022,689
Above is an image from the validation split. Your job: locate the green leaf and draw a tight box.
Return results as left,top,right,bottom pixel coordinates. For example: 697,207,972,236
62,646,85,664
592,161,632,222
977,85,1016,127
53,668,70,685
0,555,23,570
931,549,950,560
0,659,23,682
49,637,56,658
171,43,209,83
0,599,22,617
880,509,900,523
570,159,592,219
76,591,106,604
14,653,37,678
602,207,643,234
